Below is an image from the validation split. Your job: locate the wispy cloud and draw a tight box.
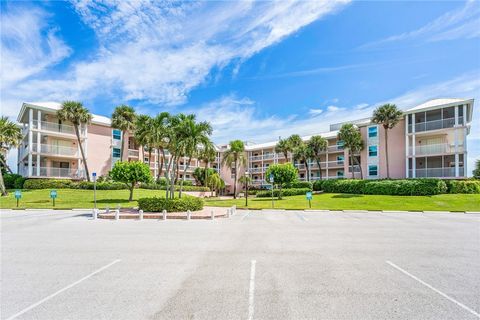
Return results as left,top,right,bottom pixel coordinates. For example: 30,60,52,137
309,108,324,116
360,1,480,49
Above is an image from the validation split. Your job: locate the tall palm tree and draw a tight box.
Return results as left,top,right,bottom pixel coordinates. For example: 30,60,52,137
176,114,213,198
57,101,92,181
222,140,246,199
111,105,136,161
372,103,403,178
338,123,363,179
134,115,155,169
293,142,314,182
198,143,217,188
275,138,290,161
151,112,171,180
350,137,365,179
307,135,328,180
0,117,22,196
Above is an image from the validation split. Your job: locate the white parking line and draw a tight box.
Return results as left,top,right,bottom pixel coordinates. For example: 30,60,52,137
6,259,122,320
248,260,256,320
241,211,250,220
386,260,480,318
295,212,308,221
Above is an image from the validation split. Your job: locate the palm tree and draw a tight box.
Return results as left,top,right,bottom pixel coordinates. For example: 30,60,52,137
198,143,217,188
176,114,213,198
307,135,328,180
350,137,365,179
293,142,314,182
0,117,22,196
275,138,290,161
134,115,155,169
57,101,92,181
372,104,403,178
338,123,363,179
111,105,136,161
151,112,171,180
222,140,246,199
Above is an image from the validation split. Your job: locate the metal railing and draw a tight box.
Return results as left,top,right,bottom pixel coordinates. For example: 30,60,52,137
32,120,79,135
38,167,85,178
33,143,78,157
409,117,462,133
409,167,464,178
409,143,464,156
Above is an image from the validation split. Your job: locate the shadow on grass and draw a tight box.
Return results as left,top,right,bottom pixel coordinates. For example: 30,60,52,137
251,198,286,202
94,199,131,204
331,194,363,199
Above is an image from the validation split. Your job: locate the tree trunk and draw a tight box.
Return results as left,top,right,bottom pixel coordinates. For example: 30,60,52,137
120,131,125,162
129,182,134,201
75,125,90,181
305,159,310,182
204,162,209,187
148,148,152,170
179,156,192,198
385,127,390,179
350,152,355,179
0,156,13,174
164,154,174,199
158,149,165,180
233,158,238,199
316,158,322,180
284,152,288,162
353,155,363,179
0,168,7,196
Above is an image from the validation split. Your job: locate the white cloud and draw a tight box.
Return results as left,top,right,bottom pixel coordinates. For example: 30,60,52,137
360,1,480,49
309,108,324,116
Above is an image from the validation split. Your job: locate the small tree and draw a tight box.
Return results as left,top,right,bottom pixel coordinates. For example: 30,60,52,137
0,116,22,196
206,172,222,197
110,161,152,201
193,167,216,186
265,163,298,199
473,159,480,179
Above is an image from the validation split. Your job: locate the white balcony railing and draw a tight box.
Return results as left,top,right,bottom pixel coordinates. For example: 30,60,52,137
409,167,465,178
409,143,464,156
39,167,85,178
128,149,139,157
32,143,78,157
409,117,462,133
32,120,79,136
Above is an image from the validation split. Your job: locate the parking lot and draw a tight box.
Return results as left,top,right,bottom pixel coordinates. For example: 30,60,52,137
1,209,479,320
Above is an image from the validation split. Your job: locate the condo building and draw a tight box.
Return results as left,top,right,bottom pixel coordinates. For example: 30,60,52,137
16,98,474,192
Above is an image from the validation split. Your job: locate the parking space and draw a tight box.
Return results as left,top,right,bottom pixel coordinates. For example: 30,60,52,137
1,209,479,319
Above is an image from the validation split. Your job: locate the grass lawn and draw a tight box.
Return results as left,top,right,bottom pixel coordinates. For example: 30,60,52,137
205,193,480,212
1,189,166,209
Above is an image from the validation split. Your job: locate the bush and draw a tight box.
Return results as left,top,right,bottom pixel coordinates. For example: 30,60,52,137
4,174,22,189
156,177,168,186
181,180,194,186
140,183,209,192
138,196,204,212
445,180,480,194
283,181,312,189
23,179,74,189
13,177,26,189
256,188,311,198
75,181,127,190
312,178,447,196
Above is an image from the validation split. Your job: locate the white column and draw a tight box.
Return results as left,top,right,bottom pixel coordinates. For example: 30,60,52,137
36,110,41,176
454,105,459,126
28,108,33,177
462,104,467,126
412,113,416,178
454,106,459,178
405,116,409,178
464,125,467,177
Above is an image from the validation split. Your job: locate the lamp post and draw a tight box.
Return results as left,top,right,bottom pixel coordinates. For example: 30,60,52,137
245,171,249,207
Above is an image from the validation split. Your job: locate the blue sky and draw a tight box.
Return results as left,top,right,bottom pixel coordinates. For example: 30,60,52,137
1,0,479,174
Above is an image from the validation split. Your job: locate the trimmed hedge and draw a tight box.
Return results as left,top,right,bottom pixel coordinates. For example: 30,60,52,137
75,181,127,190
313,179,447,196
140,183,209,192
256,188,311,198
445,180,480,194
283,181,312,189
4,174,24,189
23,179,127,190
138,196,204,212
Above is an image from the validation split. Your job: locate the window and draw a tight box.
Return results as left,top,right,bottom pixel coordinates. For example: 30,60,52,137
337,171,344,177
336,140,344,150
368,145,378,157
369,165,378,176
144,157,149,163
337,156,344,164
112,129,122,140
113,148,121,158
368,126,378,138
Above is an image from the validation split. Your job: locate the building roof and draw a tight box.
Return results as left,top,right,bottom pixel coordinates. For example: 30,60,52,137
245,130,339,151
404,98,472,113
18,102,112,126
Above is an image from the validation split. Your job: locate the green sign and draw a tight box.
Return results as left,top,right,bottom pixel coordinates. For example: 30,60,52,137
14,190,22,199
50,190,58,198
306,192,312,200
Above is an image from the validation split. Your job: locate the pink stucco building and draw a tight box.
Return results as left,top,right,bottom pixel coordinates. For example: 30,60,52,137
16,98,474,193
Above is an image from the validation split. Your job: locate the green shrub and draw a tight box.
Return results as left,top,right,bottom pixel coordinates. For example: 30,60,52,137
140,183,209,192
256,187,311,198
75,181,127,190
445,180,480,194
181,180,194,186
4,174,22,189
283,181,312,189
23,179,74,189
138,196,204,212
155,177,168,186
312,178,447,196
13,177,26,189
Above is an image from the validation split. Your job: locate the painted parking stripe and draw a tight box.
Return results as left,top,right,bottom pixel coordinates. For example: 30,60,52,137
6,259,122,320
248,260,256,320
386,261,480,318
295,212,308,221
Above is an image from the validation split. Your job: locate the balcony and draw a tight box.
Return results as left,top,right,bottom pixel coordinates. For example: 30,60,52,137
128,149,139,158
327,145,344,153
32,143,78,157
409,117,462,133
409,143,464,156
409,167,464,178
38,167,85,179
32,120,80,136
